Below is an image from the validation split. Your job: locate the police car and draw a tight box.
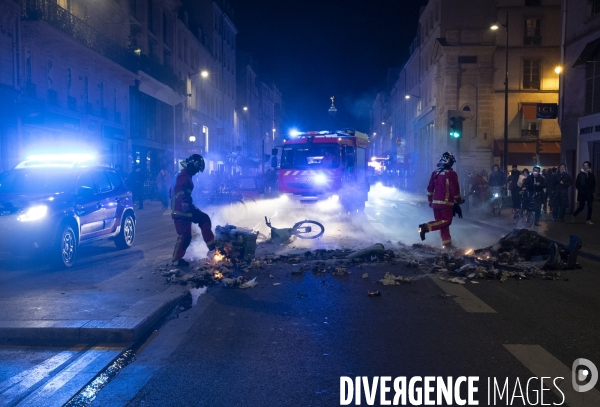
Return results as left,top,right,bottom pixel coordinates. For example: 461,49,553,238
0,154,135,267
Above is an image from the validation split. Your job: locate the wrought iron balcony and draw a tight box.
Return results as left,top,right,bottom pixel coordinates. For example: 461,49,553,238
521,129,539,138
22,0,184,94
22,0,137,72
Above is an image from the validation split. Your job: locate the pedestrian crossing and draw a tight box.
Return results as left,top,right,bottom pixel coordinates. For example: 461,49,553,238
0,345,123,407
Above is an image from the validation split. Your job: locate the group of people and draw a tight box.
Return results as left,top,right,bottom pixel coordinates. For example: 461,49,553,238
115,165,174,211
508,161,596,225
418,153,596,248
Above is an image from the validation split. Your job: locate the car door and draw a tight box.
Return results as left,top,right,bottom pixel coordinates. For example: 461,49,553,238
75,170,104,238
91,170,116,233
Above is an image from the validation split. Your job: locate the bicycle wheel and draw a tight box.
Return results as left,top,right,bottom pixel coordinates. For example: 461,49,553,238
292,220,325,239
525,211,534,227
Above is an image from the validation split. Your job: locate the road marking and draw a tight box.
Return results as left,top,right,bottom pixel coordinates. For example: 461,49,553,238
0,348,82,404
431,278,497,313
504,344,600,407
16,347,123,407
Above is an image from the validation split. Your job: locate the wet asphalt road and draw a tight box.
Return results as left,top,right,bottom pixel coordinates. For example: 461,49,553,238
87,192,600,407
1,189,599,407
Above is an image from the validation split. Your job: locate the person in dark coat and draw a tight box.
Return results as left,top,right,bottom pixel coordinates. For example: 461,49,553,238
128,165,144,209
521,165,546,226
507,165,521,210
551,164,571,222
572,161,596,225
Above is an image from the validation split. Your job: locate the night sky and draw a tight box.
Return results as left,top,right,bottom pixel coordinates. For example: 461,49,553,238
228,0,430,133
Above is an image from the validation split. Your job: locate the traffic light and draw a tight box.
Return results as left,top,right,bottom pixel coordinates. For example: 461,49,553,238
449,117,463,138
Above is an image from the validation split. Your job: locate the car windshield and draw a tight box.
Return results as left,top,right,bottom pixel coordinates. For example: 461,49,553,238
0,169,77,194
281,143,340,169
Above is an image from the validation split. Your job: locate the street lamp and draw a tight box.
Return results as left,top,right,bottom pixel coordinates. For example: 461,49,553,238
491,11,509,177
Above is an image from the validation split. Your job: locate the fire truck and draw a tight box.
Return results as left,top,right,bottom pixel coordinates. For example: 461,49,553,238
277,129,370,211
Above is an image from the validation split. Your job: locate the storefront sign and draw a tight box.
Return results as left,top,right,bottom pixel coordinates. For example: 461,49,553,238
102,125,125,141
536,103,558,119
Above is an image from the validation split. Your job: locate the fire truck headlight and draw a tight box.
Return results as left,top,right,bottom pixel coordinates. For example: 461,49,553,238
313,174,327,184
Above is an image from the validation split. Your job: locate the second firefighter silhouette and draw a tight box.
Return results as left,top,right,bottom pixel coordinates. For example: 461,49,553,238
171,154,217,267
418,152,464,247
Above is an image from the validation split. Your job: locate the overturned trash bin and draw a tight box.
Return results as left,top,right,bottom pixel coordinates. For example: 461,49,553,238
215,225,258,262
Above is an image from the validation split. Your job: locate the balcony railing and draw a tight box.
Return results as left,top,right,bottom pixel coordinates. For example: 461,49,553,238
521,129,539,138
22,0,184,94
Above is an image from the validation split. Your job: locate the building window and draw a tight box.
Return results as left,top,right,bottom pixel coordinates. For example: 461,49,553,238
458,56,477,64
591,0,600,17
162,12,167,44
130,0,137,17
147,0,154,34
525,0,541,6
521,104,540,137
585,61,600,115
524,18,541,45
523,60,541,89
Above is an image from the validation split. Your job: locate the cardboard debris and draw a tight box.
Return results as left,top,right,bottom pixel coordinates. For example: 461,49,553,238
378,272,413,285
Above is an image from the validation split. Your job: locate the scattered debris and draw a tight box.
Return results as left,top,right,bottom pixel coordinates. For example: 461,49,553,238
378,272,413,285
368,291,381,297
362,273,369,279
239,277,258,289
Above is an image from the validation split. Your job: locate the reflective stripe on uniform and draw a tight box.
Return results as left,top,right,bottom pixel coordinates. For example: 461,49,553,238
171,190,193,217
432,200,453,205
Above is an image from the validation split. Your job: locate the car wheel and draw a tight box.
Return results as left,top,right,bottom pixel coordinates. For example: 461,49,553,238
115,214,135,249
55,225,77,268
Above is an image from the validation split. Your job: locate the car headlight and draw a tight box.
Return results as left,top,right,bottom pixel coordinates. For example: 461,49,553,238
494,193,499,198
313,174,327,184
17,205,48,222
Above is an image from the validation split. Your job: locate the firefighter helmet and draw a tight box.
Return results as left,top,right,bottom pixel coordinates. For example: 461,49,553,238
184,154,205,175
437,152,456,169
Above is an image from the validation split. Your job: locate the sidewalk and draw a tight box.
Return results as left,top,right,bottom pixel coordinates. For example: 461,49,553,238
0,201,185,346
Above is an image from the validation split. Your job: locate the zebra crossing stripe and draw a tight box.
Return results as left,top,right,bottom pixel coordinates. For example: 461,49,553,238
0,348,80,403
16,347,122,407
504,344,600,407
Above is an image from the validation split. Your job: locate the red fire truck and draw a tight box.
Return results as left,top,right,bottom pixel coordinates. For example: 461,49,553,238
277,129,370,211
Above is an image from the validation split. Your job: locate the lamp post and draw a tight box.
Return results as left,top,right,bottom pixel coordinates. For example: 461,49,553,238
491,12,509,177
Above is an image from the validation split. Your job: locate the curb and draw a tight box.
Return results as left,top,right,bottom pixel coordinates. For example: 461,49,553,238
0,290,185,345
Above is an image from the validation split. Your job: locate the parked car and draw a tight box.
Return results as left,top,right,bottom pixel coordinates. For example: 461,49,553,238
0,156,135,267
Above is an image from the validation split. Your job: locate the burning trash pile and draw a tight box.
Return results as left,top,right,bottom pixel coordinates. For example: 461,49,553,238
420,229,582,284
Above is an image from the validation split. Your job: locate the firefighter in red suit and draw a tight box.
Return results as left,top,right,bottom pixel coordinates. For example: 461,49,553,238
171,154,216,267
418,152,464,247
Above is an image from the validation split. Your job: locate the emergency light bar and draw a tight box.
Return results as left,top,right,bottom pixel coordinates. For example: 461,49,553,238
16,153,96,169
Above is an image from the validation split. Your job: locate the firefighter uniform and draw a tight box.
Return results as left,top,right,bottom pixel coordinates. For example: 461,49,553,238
171,167,215,262
424,168,462,246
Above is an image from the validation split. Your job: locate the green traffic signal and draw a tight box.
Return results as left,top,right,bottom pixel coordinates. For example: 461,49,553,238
449,117,463,138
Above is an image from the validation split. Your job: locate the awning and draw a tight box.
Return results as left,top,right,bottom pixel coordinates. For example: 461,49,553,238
493,140,561,167
493,140,561,155
573,37,600,67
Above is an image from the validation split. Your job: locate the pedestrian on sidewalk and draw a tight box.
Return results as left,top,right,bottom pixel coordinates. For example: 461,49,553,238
156,168,172,210
551,165,571,221
522,165,546,226
128,165,144,210
171,154,217,267
508,165,521,210
418,152,464,248
573,161,596,225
